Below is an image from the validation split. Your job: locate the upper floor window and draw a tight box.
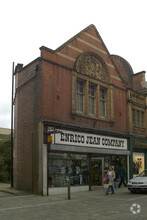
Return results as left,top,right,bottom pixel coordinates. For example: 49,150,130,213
132,108,145,128
132,108,135,125
89,83,96,115
136,110,140,126
100,87,107,118
141,111,144,127
76,79,84,112
73,52,111,121
74,77,110,121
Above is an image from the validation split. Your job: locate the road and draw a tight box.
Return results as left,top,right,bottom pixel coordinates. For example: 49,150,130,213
0,188,147,220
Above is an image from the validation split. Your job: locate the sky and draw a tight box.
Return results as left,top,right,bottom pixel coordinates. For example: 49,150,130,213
0,0,147,129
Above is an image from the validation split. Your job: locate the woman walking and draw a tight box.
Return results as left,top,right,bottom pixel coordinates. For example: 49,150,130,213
106,166,115,195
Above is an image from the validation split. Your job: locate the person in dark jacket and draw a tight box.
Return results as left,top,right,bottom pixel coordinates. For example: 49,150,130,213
118,164,126,188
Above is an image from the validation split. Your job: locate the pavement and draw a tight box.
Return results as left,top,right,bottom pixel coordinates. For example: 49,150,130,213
0,183,147,219
0,182,30,197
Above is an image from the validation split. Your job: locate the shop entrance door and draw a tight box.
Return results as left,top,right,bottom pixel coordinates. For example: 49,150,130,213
90,157,104,189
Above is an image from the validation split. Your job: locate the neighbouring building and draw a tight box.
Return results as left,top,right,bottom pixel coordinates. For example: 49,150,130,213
13,24,147,195
111,55,147,177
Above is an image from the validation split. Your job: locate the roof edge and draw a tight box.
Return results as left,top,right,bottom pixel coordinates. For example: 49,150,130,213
40,24,97,53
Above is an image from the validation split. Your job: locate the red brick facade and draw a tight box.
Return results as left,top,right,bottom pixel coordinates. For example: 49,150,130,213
14,25,147,194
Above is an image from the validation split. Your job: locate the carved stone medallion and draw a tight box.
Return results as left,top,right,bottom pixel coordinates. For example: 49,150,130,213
75,53,109,82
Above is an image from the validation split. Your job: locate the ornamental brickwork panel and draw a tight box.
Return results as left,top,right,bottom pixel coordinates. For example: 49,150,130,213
75,53,109,83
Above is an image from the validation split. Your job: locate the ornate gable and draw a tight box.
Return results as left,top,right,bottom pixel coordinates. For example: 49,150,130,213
75,52,109,83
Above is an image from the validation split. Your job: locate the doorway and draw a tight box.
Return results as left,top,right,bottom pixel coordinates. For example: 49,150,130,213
90,157,104,189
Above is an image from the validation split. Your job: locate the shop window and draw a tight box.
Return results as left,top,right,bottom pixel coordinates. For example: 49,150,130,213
111,155,127,170
104,155,127,182
133,152,145,175
48,153,89,187
104,157,110,175
89,83,96,115
111,155,127,180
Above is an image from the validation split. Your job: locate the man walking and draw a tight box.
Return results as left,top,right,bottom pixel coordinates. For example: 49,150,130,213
118,164,126,188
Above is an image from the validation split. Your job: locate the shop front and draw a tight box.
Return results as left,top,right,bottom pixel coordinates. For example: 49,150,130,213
130,137,147,178
43,129,130,195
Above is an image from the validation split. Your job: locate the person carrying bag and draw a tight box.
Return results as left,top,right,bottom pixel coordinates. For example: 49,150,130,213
105,166,115,195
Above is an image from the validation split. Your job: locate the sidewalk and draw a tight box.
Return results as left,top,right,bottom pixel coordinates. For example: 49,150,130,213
0,185,146,219
1,183,147,219
0,182,129,200
0,182,30,196
0,182,129,201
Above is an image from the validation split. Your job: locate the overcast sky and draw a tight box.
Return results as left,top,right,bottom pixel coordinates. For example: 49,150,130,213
0,0,147,129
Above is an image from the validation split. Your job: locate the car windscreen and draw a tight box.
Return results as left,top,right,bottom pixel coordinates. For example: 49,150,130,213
139,170,147,177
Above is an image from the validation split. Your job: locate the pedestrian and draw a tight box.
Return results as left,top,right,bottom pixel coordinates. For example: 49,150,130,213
118,164,126,188
113,167,119,189
106,166,115,195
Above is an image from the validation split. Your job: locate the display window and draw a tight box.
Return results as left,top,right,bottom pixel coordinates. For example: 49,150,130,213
133,152,145,175
104,155,127,172
104,155,127,182
111,155,127,170
48,153,89,187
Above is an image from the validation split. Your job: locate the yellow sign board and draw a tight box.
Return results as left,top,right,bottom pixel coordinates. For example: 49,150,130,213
47,135,52,143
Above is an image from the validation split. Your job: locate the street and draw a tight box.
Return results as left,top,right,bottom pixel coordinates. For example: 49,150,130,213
0,187,147,220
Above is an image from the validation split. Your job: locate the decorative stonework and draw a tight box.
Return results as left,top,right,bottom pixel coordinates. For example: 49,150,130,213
132,126,146,136
130,91,145,104
75,53,109,82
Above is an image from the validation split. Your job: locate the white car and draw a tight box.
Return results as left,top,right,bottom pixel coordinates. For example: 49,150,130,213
127,169,147,193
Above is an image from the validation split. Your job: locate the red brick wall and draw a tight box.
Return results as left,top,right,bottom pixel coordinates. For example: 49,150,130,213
14,25,129,194
132,72,146,91
41,60,128,133
14,60,41,193
41,61,71,122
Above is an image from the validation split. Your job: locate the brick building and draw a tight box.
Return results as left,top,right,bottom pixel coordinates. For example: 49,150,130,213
13,24,147,195
111,55,147,177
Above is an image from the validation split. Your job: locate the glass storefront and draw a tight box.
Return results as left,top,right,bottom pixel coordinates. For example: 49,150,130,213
111,155,127,171
91,158,103,186
133,152,145,175
48,153,89,187
48,153,128,188
104,155,127,180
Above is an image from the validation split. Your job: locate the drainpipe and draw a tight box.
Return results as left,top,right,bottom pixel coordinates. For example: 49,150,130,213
11,62,15,188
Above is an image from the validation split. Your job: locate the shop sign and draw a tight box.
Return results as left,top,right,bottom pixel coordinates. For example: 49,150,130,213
135,141,147,147
52,130,127,150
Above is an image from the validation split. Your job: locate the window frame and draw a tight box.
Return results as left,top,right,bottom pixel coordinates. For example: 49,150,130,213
89,82,96,116
100,86,107,118
132,108,135,125
141,111,144,128
76,79,85,113
132,108,145,128
73,75,110,121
